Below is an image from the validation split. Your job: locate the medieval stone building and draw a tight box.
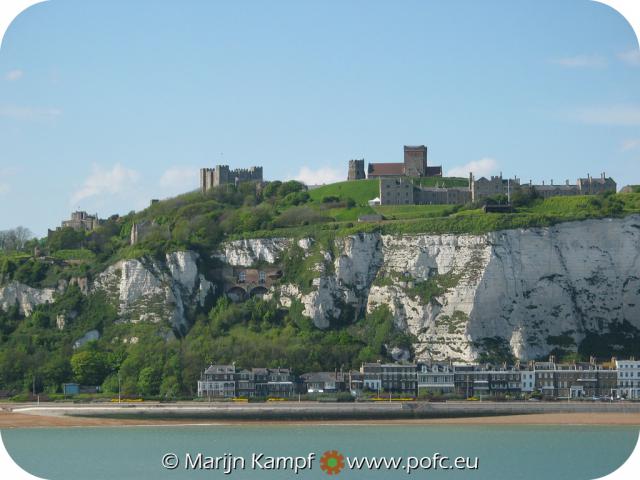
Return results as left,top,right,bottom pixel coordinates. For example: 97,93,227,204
378,172,616,206
379,178,414,205
55,211,102,232
367,145,443,179
379,178,471,206
347,159,366,180
200,164,263,192
469,172,616,203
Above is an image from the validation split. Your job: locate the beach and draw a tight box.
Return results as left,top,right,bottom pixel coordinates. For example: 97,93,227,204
2,403,640,428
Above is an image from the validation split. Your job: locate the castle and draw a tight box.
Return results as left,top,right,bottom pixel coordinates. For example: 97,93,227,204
375,172,617,206
200,164,263,192
470,172,616,203
347,145,442,181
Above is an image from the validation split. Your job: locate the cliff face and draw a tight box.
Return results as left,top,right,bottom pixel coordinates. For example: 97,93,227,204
218,215,640,361
0,251,215,332
0,281,56,316
2,217,638,361
92,251,215,330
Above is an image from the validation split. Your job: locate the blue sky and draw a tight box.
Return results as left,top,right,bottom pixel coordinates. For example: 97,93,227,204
0,0,639,236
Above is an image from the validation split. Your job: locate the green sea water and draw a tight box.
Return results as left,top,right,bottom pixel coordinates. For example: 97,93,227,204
2,425,638,479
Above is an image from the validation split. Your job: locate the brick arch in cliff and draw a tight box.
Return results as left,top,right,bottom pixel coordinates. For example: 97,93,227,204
225,286,248,302
249,286,269,299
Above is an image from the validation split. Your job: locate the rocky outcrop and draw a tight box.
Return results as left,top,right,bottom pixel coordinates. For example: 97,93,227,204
220,215,640,362
214,238,292,267
91,251,214,330
0,281,56,316
73,329,100,349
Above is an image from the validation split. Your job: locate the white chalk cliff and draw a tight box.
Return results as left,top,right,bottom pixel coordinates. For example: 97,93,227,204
218,215,640,361
0,281,56,316
2,217,638,361
91,251,214,330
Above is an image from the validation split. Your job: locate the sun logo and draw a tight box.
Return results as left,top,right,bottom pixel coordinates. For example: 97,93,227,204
320,450,345,475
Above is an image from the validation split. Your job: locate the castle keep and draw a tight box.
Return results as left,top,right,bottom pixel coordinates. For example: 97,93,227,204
200,165,263,192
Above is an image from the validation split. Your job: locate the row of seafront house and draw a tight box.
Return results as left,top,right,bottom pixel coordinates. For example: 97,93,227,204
198,357,640,400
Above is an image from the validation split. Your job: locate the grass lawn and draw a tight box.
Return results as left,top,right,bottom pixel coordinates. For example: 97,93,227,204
309,179,379,206
51,249,97,261
374,204,459,220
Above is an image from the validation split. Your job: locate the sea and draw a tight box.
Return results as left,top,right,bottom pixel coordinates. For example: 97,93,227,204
2,424,638,479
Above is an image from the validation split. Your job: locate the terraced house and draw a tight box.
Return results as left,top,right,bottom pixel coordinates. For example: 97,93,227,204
616,359,640,400
198,359,636,399
197,364,296,398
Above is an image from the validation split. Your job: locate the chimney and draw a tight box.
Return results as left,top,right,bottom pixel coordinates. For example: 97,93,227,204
551,179,553,185
549,355,556,364
611,356,617,365
566,179,569,186
589,356,596,366
542,180,545,185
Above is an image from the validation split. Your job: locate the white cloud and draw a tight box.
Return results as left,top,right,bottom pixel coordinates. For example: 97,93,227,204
570,105,640,126
0,105,62,120
71,163,140,204
551,55,607,68
621,139,640,152
4,69,23,81
617,49,640,66
291,166,343,186
159,166,199,190
447,158,498,178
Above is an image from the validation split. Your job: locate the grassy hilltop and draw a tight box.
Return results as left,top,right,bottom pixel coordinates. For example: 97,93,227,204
1,178,640,400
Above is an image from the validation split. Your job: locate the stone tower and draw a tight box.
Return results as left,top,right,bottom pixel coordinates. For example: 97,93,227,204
403,145,427,177
347,159,366,180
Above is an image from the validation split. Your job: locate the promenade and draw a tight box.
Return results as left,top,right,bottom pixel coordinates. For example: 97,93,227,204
5,400,640,422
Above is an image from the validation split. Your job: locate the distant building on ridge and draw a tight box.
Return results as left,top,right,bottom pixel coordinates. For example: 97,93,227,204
200,164,263,192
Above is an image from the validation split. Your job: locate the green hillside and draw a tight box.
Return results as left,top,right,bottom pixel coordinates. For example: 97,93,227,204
309,179,379,205
1,178,640,400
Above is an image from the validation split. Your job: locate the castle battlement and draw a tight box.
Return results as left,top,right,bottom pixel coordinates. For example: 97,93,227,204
200,163,264,192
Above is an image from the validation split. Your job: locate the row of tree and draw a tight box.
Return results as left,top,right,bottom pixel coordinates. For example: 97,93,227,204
0,226,33,252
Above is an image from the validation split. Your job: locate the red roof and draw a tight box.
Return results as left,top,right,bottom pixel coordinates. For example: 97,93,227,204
368,163,405,177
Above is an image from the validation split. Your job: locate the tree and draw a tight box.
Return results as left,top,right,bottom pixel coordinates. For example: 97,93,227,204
138,366,162,397
70,349,109,385
0,226,33,252
48,227,84,251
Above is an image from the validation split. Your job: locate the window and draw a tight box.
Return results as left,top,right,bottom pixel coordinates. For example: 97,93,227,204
238,271,246,283
259,271,266,284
